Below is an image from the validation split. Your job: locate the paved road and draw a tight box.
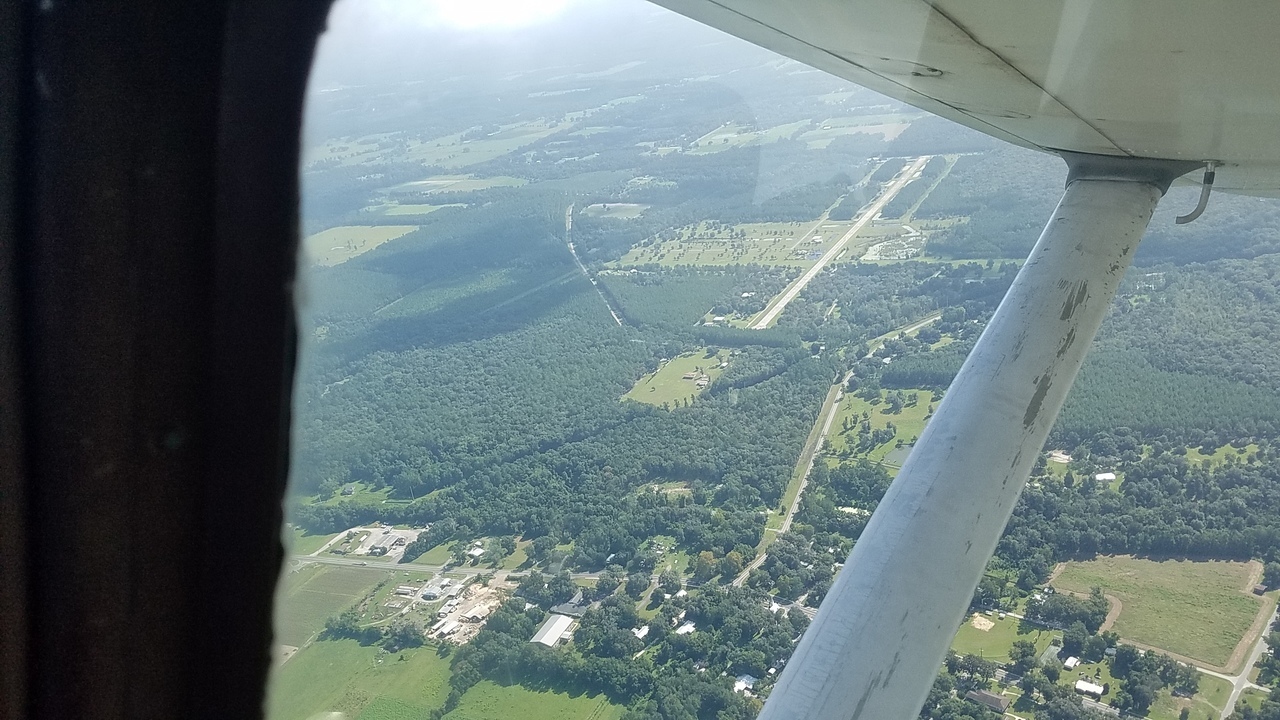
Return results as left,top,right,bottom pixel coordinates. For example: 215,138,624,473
1214,603,1277,719
750,156,931,329
731,309,944,588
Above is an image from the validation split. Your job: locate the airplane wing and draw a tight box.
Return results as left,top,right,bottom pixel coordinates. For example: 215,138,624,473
649,0,1280,196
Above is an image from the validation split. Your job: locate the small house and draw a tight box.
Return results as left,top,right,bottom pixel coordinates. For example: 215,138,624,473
1075,680,1105,698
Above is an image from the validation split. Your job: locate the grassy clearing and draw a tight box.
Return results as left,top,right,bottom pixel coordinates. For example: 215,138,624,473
275,565,386,647
687,120,810,154
1053,556,1268,668
266,640,453,720
581,203,650,219
614,219,863,268
409,542,455,566
1183,442,1259,468
443,680,623,720
389,175,525,195
624,349,728,407
797,113,923,148
303,226,418,266
288,527,339,555
950,613,1054,663
376,202,467,216
826,389,936,465
406,121,573,168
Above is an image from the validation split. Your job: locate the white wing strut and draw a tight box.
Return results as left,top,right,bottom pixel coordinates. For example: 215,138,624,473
760,155,1197,720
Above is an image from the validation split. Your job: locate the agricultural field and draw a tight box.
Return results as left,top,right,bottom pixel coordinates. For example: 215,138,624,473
686,119,810,154
580,202,650,219
387,175,526,195
303,225,418,266
267,640,453,720
307,121,571,169
950,612,1054,663
825,388,936,465
274,564,386,647
373,202,467,217
797,113,925,148
614,219,863,268
443,680,624,720
1052,556,1272,669
623,348,729,407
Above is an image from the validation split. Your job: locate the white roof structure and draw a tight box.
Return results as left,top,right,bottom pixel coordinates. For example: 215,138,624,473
1075,680,1105,698
531,614,575,647
632,625,650,640
1063,656,1080,669
676,621,697,635
1095,472,1117,481
735,674,759,693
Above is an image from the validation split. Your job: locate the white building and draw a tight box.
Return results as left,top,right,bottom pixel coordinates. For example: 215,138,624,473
1063,656,1081,669
1095,472,1117,482
531,614,575,647
1075,680,1105,698
676,621,696,635
734,674,758,693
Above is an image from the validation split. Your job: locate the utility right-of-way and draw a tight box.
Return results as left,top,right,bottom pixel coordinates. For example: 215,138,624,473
750,155,931,330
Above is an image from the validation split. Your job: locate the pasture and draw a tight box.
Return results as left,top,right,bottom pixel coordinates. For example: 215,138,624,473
274,564,385,647
443,681,623,720
623,349,728,407
581,203,650,219
303,225,418,266
266,640,452,720
1052,556,1271,669
687,119,810,154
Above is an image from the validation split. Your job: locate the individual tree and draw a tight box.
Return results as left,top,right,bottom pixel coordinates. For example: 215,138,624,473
625,573,650,598
1009,639,1038,671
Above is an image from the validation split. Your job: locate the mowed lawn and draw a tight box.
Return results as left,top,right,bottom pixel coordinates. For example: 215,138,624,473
275,564,385,647
624,349,727,407
1053,556,1268,668
303,225,418,266
442,681,623,720
267,640,452,720
950,613,1054,663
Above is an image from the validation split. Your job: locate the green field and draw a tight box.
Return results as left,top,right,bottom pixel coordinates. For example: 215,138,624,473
275,564,386,647
581,202,649,219
825,388,936,464
303,226,418,266
267,640,452,720
389,175,526,194
443,680,624,720
376,202,466,216
949,613,1054,663
288,527,339,555
307,122,571,169
623,349,728,407
1053,556,1270,669
687,119,810,154
614,219,865,268
797,114,923,148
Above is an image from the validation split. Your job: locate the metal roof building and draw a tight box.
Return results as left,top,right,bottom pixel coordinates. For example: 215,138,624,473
530,613,575,647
